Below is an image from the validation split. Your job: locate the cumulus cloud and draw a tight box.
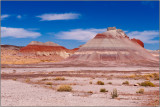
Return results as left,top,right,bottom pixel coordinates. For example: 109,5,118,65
37,13,80,21
1,14,10,20
17,15,22,19
127,31,159,44
54,28,106,41
1,27,41,38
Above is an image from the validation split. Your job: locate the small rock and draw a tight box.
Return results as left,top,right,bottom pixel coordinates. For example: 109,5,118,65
134,84,139,86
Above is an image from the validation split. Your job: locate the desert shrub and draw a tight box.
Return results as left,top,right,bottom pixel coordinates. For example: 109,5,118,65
25,78,30,83
108,82,112,84
140,81,155,87
122,81,129,85
12,78,17,81
57,85,72,92
111,88,118,99
46,82,52,85
145,77,150,80
97,81,104,85
136,88,144,94
87,91,93,94
89,81,92,84
54,77,65,80
41,78,49,81
100,88,108,92
152,73,159,80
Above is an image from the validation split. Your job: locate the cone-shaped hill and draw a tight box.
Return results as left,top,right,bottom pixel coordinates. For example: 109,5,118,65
61,27,158,67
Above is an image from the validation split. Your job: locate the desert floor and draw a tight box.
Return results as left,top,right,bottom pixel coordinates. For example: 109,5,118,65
1,66,159,106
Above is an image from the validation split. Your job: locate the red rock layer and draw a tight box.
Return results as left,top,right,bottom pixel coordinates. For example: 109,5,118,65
131,38,144,47
20,45,69,53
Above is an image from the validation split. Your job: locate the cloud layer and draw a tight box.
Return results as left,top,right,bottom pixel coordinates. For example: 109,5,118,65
37,13,80,21
54,28,159,44
55,28,106,41
1,27,41,38
127,31,159,44
1,14,10,20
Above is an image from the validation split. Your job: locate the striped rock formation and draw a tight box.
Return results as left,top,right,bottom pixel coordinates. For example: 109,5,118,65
20,41,76,59
62,27,158,67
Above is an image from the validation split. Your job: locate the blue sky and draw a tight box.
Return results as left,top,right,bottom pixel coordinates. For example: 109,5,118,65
1,1,159,50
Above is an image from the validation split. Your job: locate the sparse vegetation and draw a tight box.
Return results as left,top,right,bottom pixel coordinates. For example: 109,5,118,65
41,78,49,81
111,88,118,99
46,82,52,85
122,81,129,85
54,77,65,80
100,88,108,92
136,88,144,94
57,85,72,92
89,81,92,84
97,81,104,85
87,91,93,94
140,81,155,87
25,78,30,83
119,73,159,80
108,82,112,84
12,78,17,81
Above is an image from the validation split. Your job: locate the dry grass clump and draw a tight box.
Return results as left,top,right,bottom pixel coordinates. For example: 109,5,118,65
100,88,108,93
87,91,93,94
140,81,155,87
54,77,65,80
136,88,144,94
25,78,30,83
111,88,118,99
57,85,72,92
97,81,104,85
108,82,112,84
12,78,17,81
120,73,159,80
46,82,52,85
41,78,49,81
122,81,129,85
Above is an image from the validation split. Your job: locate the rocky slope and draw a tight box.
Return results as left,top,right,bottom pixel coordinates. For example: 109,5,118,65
20,41,76,58
61,27,158,67
1,42,78,64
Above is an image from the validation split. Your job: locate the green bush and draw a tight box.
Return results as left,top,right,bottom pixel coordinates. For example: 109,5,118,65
97,81,104,85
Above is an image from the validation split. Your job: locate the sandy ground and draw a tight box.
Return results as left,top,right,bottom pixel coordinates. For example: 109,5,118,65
1,66,159,73
1,67,159,106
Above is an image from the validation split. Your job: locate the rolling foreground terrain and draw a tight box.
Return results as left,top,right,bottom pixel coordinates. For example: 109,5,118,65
1,27,159,106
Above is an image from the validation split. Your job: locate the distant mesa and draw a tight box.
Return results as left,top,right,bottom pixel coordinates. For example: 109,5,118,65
28,41,60,46
20,41,77,58
61,27,158,67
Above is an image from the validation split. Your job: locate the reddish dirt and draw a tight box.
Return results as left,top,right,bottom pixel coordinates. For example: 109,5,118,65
20,45,74,53
131,38,144,47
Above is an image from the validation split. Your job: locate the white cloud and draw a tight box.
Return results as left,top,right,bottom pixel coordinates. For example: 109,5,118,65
17,15,22,19
127,31,159,44
1,27,41,38
54,28,159,44
54,28,106,41
1,14,10,20
37,13,80,21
